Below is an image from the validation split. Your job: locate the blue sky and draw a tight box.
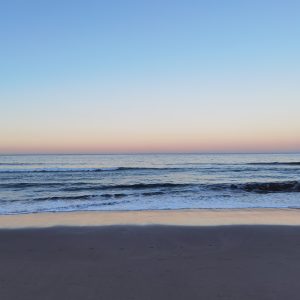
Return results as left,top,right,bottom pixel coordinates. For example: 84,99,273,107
1,0,300,153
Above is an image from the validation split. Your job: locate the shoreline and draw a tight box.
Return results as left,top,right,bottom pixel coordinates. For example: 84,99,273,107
2,208,300,228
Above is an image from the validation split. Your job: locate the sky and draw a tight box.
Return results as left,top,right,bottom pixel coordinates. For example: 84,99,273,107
1,0,300,154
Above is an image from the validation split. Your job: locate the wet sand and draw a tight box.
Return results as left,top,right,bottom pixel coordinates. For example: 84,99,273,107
1,225,300,300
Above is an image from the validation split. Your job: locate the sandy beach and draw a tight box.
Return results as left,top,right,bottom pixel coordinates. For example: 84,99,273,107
1,209,300,299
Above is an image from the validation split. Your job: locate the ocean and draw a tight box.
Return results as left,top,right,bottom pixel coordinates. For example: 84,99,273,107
0,153,299,214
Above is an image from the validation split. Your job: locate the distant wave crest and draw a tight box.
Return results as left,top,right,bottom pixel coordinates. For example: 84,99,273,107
0,167,184,173
248,162,300,166
2,180,300,194
63,183,190,192
230,181,300,193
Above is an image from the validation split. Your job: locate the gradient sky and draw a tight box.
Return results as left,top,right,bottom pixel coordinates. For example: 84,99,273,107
1,0,300,153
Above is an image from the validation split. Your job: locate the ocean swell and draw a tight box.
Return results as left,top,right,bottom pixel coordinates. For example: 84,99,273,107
230,181,300,193
248,162,300,166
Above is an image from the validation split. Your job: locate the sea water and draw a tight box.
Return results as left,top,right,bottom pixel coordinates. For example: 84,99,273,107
0,153,300,214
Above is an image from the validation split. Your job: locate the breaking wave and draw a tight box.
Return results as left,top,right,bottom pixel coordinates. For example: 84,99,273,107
3,180,299,194
230,181,300,193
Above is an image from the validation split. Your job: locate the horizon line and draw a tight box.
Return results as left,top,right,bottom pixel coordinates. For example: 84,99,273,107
1,151,300,156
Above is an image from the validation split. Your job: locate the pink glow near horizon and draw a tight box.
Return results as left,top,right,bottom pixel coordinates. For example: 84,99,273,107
1,131,300,154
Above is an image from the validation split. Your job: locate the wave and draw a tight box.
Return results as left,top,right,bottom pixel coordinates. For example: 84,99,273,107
5,180,300,208
0,167,117,173
64,181,300,193
113,167,182,171
248,162,300,166
0,166,187,173
0,181,190,190
2,178,300,194
33,195,95,201
2,165,300,175
230,181,300,193
0,182,66,188
63,183,190,192
0,163,46,166
32,191,166,202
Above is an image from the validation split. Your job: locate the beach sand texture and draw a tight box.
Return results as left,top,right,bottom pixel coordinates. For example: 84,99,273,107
1,225,300,299
1,209,300,299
